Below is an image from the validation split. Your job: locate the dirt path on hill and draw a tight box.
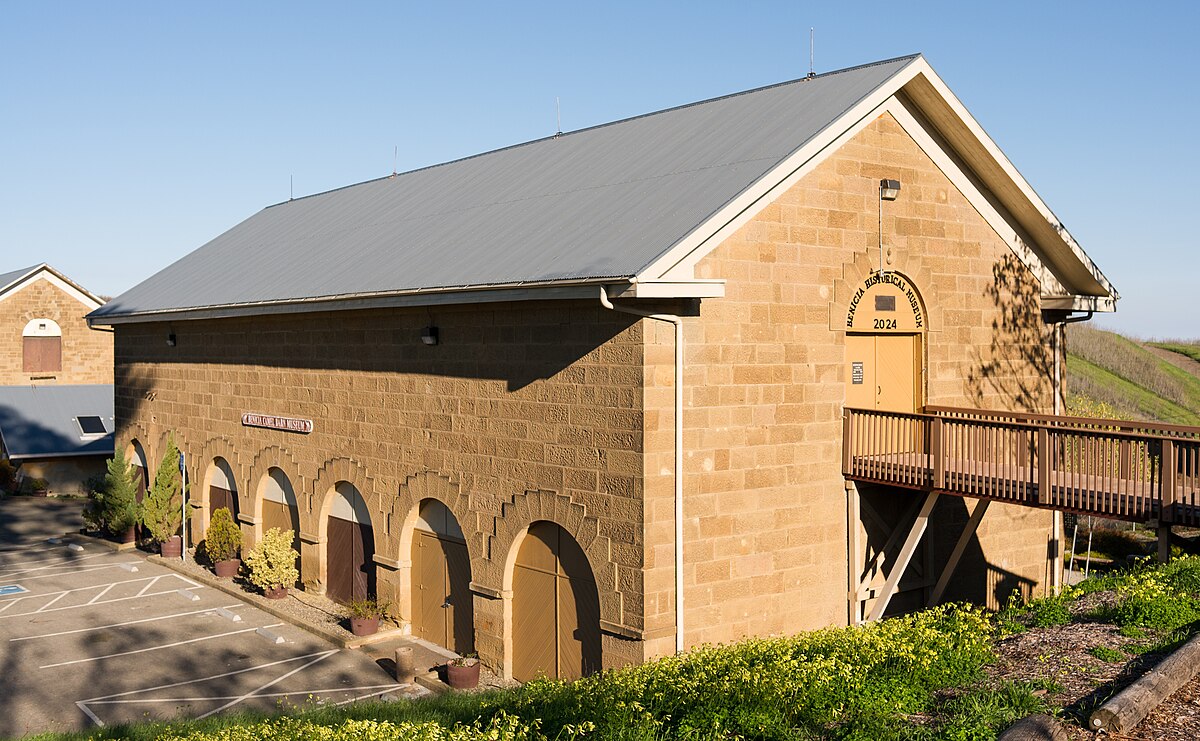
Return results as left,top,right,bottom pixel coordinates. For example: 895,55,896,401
1143,343,1200,378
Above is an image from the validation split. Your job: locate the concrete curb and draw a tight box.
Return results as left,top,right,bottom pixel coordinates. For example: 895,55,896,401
66,531,138,552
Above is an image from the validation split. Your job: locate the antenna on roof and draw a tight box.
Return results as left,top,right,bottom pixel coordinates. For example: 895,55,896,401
554,97,562,138
808,28,816,78
392,145,398,177
289,175,293,202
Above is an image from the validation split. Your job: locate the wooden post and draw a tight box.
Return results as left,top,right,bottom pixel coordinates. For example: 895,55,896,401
1159,525,1172,563
931,416,945,490
1161,439,1177,524
842,409,853,476
1037,426,1051,506
867,492,938,622
845,480,861,626
1089,632,1200,733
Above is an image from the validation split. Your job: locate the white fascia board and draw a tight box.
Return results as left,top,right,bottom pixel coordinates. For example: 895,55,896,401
1,266,104,311
1041,295,1117,313
614,280,725,299
640,57,926,283
900,59,1117,300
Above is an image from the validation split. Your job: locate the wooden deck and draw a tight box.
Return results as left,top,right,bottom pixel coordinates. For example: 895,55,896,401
843,406,1200,525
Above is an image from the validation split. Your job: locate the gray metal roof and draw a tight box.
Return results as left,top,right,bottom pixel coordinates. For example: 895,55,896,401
92,56,921,320
0,385,114,460
0,265,42,295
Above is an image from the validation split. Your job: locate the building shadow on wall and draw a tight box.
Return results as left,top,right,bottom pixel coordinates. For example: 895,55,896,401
859,486,1035,619
964,254,1053,412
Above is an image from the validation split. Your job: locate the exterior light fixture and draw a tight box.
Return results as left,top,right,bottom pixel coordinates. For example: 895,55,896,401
166,332,177,347
879,179,901,201
421,326,439,345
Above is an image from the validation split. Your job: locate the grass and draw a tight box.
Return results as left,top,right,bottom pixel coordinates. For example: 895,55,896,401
1065,355,1200,425
1149,341,1200,364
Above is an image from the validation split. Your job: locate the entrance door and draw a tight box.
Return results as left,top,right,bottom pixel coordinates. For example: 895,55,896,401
846,333,920,413
210,486,236,520
512,521,601,682
327,516,374,604
412,529,474,653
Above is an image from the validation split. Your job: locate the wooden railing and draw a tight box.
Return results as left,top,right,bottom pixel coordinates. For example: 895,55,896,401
843,407,1200,525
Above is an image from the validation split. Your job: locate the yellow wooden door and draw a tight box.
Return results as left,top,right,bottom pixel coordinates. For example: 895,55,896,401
846,333,919,413
846,334,877,409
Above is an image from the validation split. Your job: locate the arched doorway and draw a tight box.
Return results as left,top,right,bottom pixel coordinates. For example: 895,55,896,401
512,521,601,681
259,467,301,570
411,499,473,654
125,439,149,507
326,482,375,604
844,272,927,413
206,457,238,523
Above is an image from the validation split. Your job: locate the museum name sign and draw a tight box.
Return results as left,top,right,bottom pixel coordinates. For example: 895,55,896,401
241,412,314,434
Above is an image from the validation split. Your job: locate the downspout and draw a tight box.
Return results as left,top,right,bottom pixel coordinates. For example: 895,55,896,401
600,287,685,654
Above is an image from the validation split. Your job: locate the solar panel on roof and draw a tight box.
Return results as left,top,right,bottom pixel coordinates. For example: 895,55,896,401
77,416,107,435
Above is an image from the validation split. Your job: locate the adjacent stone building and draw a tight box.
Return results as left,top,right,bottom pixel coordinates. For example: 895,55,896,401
90,56,1117,680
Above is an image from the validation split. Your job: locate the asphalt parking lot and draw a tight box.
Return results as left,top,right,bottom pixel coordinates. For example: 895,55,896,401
0,498,409,737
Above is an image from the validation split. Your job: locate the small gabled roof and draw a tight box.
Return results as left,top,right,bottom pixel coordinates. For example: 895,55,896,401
0,264,106,310
0,384,114,461
90,54,1115,324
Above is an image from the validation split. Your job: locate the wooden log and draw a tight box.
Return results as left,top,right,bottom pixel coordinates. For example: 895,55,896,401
998,714,1067,741
1089,632,1200,733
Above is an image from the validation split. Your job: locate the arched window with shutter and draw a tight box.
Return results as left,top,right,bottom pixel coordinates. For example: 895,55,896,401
22,318,62,374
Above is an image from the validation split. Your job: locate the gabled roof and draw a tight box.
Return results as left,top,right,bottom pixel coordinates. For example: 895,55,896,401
0,264,106,310
90,54,1115,324
0,384,114,461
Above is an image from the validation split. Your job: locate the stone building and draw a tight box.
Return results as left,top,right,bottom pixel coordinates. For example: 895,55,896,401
89,56,1117,680
0,264,114,493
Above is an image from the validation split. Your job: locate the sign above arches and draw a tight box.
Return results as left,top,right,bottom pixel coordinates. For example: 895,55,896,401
846,272,925,332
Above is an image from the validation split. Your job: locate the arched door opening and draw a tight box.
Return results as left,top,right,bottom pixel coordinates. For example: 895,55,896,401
126,441,149,539
845,272,927,415
512,521,601,682
206,457,238,525
326,482,374,604
411,499,474,654
259,467,301,581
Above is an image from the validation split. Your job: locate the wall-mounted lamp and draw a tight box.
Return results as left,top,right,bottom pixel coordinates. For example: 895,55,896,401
166,332,177,347
421,326,439,346
879,179,901,201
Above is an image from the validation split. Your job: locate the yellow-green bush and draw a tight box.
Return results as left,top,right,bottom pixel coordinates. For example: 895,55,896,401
149,713,537,741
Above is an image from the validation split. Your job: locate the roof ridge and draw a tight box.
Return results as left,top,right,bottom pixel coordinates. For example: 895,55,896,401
264,54,922,210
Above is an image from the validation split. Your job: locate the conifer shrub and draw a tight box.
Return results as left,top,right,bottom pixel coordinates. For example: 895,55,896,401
141,435,186,544
101,447,140,535
204,507,242,563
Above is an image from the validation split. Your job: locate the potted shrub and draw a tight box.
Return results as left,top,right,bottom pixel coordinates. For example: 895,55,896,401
102,449,140,543
28,477,49,497
346,596,387,636
244,527,299,599
205,507,242,577
446,653,480,689
141,436,187,558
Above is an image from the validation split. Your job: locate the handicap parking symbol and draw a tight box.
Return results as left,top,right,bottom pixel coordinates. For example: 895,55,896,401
0,584,28,596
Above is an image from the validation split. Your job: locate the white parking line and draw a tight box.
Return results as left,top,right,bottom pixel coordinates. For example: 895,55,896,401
0,551,109,578
83,684,402,706
197,650,334,719
40,623,285,668
0,578,203,619
135,575,162,597
4,562,144,585
10,605,245,642
34,591,68,612
332,686,403,705
77,650,340,727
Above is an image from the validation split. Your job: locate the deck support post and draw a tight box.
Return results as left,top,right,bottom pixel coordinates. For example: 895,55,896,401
1159,439,1176,563
928,498,989,607
867,491,939,622
846,480,862,626
1159,526,1173,563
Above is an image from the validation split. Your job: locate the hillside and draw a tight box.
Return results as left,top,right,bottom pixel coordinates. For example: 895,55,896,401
1065,325,1200,425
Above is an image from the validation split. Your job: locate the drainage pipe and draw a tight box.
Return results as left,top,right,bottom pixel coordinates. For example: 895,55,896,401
1050,310,1093,594
600,287,685,654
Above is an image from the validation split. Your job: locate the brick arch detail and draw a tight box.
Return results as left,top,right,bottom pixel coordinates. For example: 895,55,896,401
247,444,309,542
490,489,616,623
308,456,379,594
192,435,245,532
384,470,474,628
118,420,152,471
830,251,942,334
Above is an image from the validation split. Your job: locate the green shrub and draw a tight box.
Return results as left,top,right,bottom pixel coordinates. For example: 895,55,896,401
1110,566,1200,629
155,712,539,741
101,448,140,534
141,435,186,544
1024,594,1072,627
204,507,242,563
1089,646,1125,663
26,476,49,491
0,458,16,493
244,528,299,591
346,595,388,619
1089,529,1147,561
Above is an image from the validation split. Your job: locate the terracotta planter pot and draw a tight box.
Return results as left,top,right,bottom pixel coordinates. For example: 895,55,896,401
264,584,288,600
350,616,379,636
214,558,240,578
119,526,137,544
446,660,480,689
159,535,182,559
33,488,48,497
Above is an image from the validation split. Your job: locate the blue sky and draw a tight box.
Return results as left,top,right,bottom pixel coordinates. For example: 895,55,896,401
2,2,1196,338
